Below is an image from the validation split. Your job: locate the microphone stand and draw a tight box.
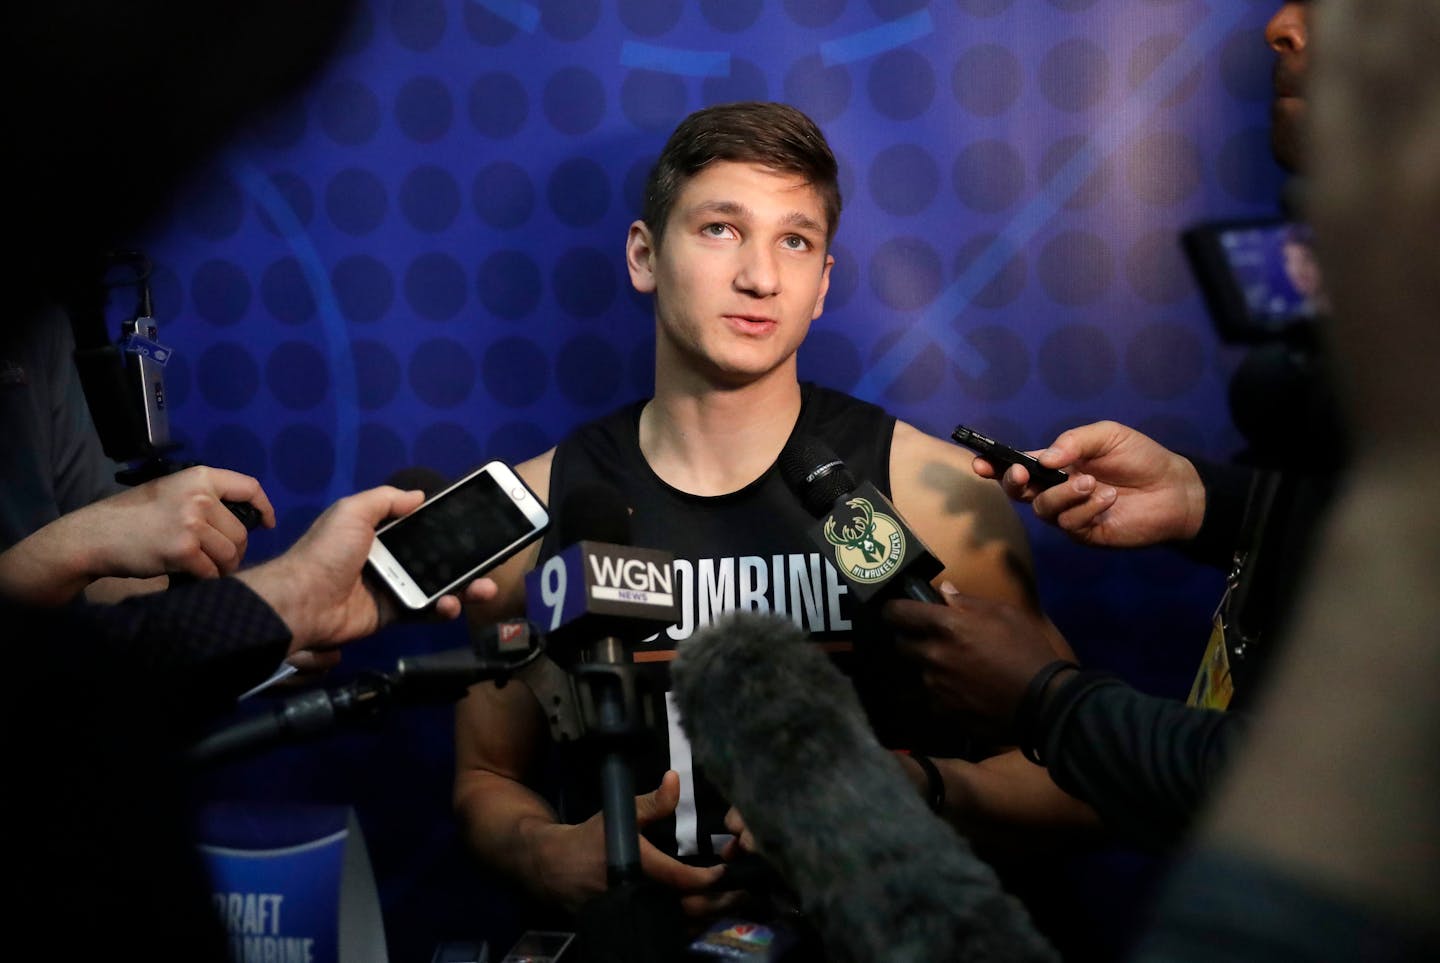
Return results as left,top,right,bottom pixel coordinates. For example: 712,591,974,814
571,636,685,963
187,672,394,765
188,643,538,766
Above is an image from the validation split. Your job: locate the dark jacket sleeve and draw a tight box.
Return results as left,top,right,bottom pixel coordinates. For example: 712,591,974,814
1175,457,1256,570
6,578,293,958
1035,671,1248,850
1136,849,1439,962
12,577,292,728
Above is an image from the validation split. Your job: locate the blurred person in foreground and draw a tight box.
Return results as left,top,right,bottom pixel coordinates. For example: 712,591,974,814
1142,0,1439,953
895,0,1438,955
1,1,501,956
884,0,1340,850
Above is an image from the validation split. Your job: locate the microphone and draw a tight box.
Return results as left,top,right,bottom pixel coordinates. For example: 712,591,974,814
522,483,689,956
524,483,679,666
778,435,945,605
392,618,542,701
672,612,1057,963
509,483,644,746
188,619,541,765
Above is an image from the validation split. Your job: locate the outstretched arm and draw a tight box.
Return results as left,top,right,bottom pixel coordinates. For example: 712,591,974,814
235,484,496,674
7,482,496,711
973,420,1209,550
888,423,1097,837
886,588,1245,848
0,465,274,606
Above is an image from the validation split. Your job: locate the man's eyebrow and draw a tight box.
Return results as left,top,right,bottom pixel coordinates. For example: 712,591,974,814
684,200,826,236
682,200,829,236
686,199,749,221
781,210,827,237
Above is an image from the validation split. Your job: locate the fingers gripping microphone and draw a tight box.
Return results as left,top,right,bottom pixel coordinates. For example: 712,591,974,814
672,612,1057,963
779,435,945,604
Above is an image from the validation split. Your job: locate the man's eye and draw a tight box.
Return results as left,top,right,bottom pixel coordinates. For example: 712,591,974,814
702,223,731,237
782,236,811,251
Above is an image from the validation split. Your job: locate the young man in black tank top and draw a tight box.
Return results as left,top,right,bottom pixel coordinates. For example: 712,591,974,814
453,102,1092,924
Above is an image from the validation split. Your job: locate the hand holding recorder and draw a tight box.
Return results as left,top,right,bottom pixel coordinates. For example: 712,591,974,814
952,425,1069,493
966,421,1208,550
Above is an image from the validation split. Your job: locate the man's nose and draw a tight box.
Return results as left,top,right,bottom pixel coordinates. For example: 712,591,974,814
1266,2,1308,55
736,243,781,296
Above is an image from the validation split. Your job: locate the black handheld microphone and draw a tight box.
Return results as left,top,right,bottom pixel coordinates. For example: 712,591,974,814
187,619,540,764
392,618,542,702
778,435,945,604
672,612,1057,963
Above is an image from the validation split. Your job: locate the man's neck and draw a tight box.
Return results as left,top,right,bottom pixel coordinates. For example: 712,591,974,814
639,373,804,497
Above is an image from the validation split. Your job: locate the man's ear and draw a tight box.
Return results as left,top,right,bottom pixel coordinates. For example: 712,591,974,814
811,252,835,320
626,220,658,294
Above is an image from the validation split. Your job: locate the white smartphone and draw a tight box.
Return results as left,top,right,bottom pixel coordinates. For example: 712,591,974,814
367,461,549,610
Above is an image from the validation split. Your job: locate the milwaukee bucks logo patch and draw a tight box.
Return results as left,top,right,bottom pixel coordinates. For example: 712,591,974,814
822,496,905,584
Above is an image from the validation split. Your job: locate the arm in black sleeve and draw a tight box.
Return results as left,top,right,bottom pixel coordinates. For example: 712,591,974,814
1031,671,1248,849
104,576,292,690
12,577,292,727
5,580,293,956
1174,457,1255,569
1136,849,1440,962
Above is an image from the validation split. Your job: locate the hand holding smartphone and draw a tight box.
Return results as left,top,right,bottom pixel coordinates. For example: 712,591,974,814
367,461,549,609
951,425,1069,492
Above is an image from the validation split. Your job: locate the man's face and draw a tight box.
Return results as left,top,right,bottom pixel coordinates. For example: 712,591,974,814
627,161,834,388
1267,1,1312,173
1282,239,1322,297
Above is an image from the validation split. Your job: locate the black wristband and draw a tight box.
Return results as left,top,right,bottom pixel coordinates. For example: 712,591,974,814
909,753,945,813
1016,659,1081,765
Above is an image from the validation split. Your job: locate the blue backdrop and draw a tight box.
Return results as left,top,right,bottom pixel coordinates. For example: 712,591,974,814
150,1,1287,959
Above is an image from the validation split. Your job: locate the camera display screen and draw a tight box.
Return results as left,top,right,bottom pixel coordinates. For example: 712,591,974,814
1183,218,1329,342
1215,222,1325,330
377,470,534,598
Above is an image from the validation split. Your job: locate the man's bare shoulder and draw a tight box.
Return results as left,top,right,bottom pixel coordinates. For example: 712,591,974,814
516,448,555,504
889,421,1004,516
888,420,1036,606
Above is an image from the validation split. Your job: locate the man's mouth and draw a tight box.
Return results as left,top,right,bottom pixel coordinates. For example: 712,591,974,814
1273,63,1304,101
727,315,777,328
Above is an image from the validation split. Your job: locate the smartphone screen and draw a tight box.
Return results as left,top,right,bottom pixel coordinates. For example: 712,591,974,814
370,463,548,607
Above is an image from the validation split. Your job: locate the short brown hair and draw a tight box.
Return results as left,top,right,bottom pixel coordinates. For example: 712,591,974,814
641,101,842,247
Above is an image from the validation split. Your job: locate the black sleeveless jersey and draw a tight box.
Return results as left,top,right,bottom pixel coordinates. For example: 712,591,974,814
534,383,949,861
